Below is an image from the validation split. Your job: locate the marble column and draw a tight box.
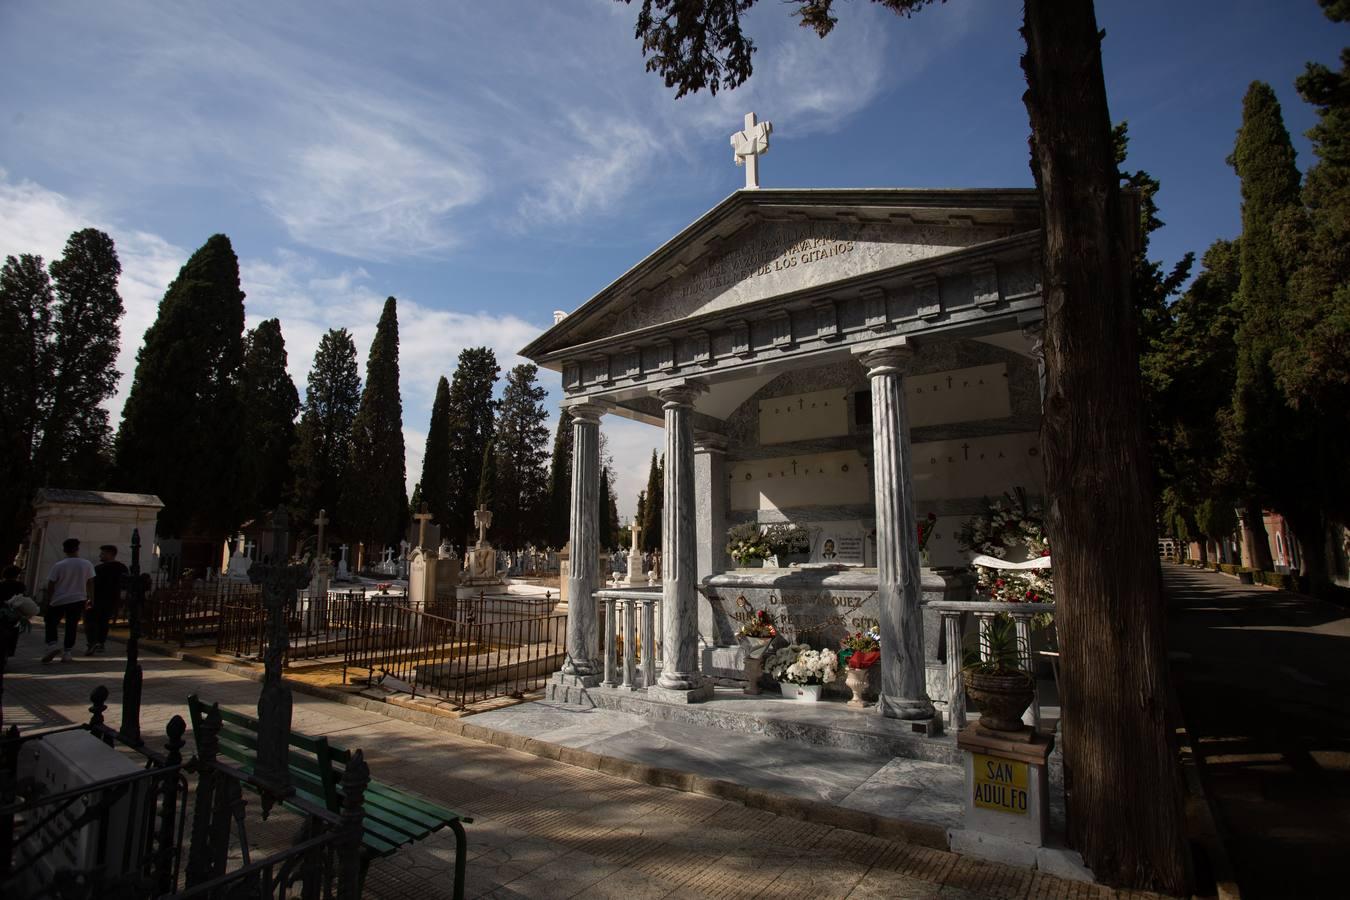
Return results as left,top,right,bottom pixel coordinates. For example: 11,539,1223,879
653,383,713,702
860,345,936,721
694,432,729,654
562,401,605,681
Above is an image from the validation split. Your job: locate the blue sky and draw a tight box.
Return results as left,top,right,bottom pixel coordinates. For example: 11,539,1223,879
1,1,1342,521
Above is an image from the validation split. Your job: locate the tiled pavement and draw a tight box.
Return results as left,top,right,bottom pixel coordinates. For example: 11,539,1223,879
3,628,1146,899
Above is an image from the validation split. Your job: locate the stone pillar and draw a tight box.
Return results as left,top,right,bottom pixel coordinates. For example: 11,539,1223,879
562,402,605,681
652,383,714,703
859,345,936,723
694,432,729,580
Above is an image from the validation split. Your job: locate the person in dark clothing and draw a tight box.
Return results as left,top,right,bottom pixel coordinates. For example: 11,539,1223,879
0,565,24,604
86,544,128,654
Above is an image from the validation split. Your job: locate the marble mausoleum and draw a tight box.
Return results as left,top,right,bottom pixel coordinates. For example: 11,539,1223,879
522,143,1053,726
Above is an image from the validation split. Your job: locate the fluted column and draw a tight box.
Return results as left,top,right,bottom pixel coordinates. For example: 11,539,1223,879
656,383,708,697
860,345,936,721
562,401,605,679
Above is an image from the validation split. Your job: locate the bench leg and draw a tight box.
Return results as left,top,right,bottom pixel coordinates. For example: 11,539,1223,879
451,819,468,900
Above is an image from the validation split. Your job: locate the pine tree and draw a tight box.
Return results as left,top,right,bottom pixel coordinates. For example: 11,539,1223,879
446,347,499,544
1229,82,1304,571
0,254,54,562
639,451,663,552
115,233,245,539
40,229,123,488
290,329,361,533
239,319,299,513
343,297,407,551
545,407,573,548
492,364,550,549
419,376,453,529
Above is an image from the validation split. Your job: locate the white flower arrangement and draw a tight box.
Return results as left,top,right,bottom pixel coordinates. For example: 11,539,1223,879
767,643,838,685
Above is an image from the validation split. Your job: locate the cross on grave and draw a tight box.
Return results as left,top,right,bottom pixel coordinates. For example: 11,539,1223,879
414,502,434,550
962,443,971,460
313,508,329,568
474,505,493,548
947,375,954,389
249,506,311,807
730,111,772,190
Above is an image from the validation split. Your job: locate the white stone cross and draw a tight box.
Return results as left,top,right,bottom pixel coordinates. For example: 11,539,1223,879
414,502,434,549
474,504,493,547
730,111,772,190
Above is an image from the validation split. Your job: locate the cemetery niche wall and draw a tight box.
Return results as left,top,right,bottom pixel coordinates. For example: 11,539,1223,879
523,188,1053,719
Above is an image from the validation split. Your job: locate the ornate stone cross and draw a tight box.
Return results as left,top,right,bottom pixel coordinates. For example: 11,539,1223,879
730,111,772,190
249,506,311,803
313,508,329,568
474,504,493,548
414,502,434,549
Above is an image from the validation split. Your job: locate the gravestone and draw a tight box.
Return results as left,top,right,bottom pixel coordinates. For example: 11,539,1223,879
463,504,501,586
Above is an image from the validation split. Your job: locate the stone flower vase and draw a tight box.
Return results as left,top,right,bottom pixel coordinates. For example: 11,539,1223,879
740,636,772,695
845,666,875,708
963,670,1035,731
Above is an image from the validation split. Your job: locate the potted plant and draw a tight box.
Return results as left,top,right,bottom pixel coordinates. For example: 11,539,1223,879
735,607,778,695
725,522,772,568
767,643,838,702
763,523,812,567
962,616,1034,732
838,628,881,708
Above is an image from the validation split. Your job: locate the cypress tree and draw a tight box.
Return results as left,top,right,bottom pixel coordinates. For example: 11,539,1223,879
545,407,574,548
419,376,453,529
41,229,123,488
115,233,245,539
291,329,361,533
599,467,616,550
0,254,54,561
492,364,550,549
639,450,663,552
476,440,497,513
446,347,499,544
1229,82,1303,571
343,297,407,551
240,319,299,513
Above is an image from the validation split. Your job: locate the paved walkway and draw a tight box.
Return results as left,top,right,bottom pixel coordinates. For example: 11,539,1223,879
1166,564,1350,899
4,627,1136,899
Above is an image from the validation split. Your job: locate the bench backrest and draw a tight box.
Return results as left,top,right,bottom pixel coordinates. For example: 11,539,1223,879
186,694,340,811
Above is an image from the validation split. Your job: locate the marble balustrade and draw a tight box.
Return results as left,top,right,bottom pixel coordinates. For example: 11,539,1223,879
925,599,1053,731
596,589,662,690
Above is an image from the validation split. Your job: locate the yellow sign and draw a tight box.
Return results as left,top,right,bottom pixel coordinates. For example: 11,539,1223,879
973,753,1029,815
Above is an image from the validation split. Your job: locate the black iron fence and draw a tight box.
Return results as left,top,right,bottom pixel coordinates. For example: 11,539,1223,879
142,580,263,645
342,604,566,709
216,591,411,663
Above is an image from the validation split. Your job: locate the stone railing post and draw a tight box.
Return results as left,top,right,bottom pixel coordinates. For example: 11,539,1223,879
601,595,618,688
943,612,966,730
641,597,657,688
622,599,637,690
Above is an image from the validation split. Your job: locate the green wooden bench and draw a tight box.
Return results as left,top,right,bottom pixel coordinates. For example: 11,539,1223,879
187,694,471,898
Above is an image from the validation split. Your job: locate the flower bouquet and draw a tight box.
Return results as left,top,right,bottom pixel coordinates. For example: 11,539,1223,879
768,643,838,702
917,512,937,565
725,522,772,567
2,595,39,657
763,523,812,566
735,608,778,659
838,628,881,670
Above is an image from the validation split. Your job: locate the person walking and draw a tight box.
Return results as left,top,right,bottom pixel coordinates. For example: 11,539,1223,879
86,544,127,654
42,537,94,663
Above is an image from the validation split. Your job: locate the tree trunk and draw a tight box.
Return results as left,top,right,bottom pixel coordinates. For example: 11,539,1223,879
1022,0,1189,892
1242,498,1275,570
1286,509,1330,597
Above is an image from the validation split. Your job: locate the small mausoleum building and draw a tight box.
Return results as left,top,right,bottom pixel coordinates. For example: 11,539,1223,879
24,489,163,595
522,131,1050,724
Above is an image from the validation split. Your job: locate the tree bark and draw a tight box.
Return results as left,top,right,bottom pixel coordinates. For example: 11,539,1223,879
1022,0,1188,892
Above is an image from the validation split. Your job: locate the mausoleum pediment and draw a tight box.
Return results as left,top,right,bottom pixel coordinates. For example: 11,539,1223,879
524,188,1040,362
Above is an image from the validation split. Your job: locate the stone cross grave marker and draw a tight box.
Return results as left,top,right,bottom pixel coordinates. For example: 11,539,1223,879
414,502,434,550
730,111,772,190
248,506,311,806
313,508,329,567
474,504,493,548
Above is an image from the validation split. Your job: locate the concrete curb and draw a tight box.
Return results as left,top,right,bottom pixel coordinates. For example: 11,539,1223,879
134,639,950,851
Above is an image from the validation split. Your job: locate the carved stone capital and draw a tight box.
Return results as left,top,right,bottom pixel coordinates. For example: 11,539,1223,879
564,400,608,425
657,381,708,410
856,342,916,379
693,431,729,455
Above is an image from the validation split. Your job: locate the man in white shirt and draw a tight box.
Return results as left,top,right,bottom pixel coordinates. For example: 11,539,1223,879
43,537,95,663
